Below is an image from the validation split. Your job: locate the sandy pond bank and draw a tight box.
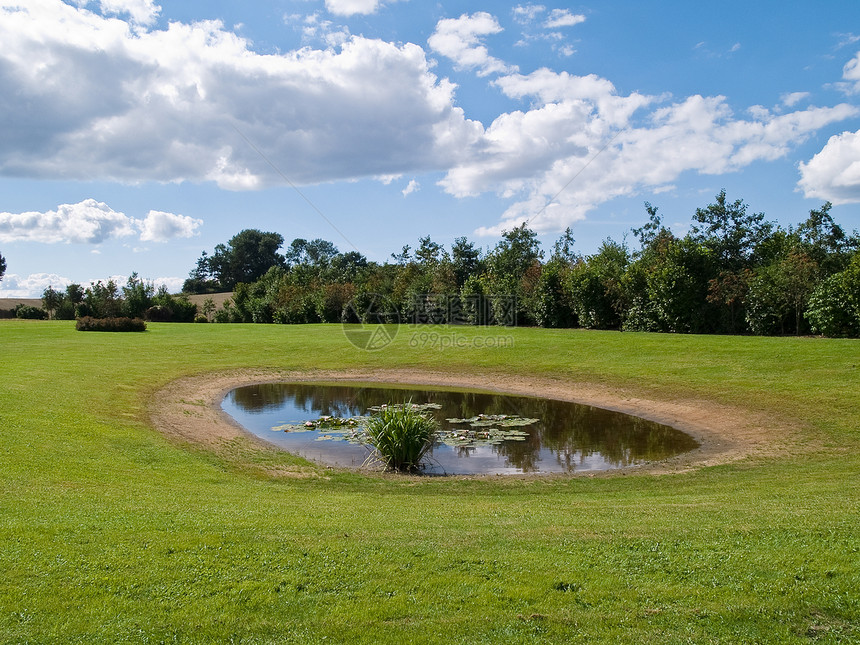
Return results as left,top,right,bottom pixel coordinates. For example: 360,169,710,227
149,368,799,477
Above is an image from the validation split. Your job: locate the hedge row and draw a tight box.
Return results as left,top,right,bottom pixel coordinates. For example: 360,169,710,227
75,316,147,332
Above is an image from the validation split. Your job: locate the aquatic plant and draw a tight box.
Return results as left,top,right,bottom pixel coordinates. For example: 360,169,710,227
363,403,439,472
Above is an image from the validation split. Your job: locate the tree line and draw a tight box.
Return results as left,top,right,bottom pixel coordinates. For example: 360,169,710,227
39,274,198,322
182,191,860,337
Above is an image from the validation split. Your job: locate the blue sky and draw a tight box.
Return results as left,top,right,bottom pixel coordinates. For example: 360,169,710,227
2,0,860,296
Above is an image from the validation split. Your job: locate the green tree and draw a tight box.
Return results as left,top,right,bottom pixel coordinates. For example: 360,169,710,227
483,224,543,325
41,286,61,320
796,202,858,276
414,236,447,266
0,252,6,282
148,287,198,323
691,190,771,271
533,258,576,328
327,251,368,282
183,251,220,294
122,273,155,319
201,298,216,321
805,254,860,337
58,284,84,319
746,249,818,335
285,238,339,268
81,280,122,319
566,239,629,330
451,237,481,288
205,229,286,290
551,227,579,265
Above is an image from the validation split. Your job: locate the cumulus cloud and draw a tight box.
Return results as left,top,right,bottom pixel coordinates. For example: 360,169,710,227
152,276,186,293
798,129,860,204
97,0,161,25
325,0,382,16
428,12,517,77
442,67,858,235
544,9,585,29
1,2,857,237
0,1,481,188
0,200,137,244
0,273,73,298
138,210,202,242
0,200,200,244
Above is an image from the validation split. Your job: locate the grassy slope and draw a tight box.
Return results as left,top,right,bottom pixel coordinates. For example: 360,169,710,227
0,321,858,644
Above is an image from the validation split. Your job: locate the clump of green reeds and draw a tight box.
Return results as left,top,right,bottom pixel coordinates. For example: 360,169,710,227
364,403,438,472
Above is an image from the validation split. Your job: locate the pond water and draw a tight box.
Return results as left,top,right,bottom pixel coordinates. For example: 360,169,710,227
221,382,699,475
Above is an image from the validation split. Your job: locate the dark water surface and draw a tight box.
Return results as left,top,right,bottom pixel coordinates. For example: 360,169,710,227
221,382,699,475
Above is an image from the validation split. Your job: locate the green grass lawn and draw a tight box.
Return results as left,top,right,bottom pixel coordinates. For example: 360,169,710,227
1,320,858,644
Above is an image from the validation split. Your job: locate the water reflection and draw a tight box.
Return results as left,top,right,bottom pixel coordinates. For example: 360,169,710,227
223,382,699,474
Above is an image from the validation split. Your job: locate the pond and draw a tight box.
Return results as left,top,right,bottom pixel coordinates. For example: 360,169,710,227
221,382,699,475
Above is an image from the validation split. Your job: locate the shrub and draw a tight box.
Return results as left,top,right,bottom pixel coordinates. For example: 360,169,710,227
213,307,233,323
15,304,48,320
806,258,860,337
145,305,172,322
364,404,438,472
194,314,208,323
76,316,147,332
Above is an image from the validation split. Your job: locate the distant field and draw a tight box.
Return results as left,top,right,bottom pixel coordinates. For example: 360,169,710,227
0,321,858,644
184,291,233,310
0,298,40,310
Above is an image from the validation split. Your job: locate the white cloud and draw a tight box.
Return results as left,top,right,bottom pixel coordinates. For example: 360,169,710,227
780,92,810,108
428,12,517,77
0,1,481,188
152,276,186,293
798,129,860,204
842,51,860,93
0,199,201,244
0,273,73,298
1,1,857,238
97,0,161,25
0,199,137,244
544,9,585,29
513,4,545,24
299,12,351,47
440,66,858,235
325,0,382,16
138,210,202,242
402,179,420,196
836,33,860,49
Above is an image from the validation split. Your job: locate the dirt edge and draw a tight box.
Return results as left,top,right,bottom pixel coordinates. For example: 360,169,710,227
149,368,800,479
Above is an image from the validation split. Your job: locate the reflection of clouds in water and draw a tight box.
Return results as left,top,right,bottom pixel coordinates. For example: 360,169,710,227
223,382,698,474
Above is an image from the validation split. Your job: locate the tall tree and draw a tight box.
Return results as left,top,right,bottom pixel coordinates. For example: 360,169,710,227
484,224,544,325
797,202,858,275
551,227,579,264
207,229,286,290
414,236,447,265
486,224,543,285
691,190,771,271
122,273,155,319
451,237,480,288
42,286,61,320
285,238,339,267
0,251,6,282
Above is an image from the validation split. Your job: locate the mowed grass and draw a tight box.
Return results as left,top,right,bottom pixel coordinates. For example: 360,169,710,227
0,320,858,644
